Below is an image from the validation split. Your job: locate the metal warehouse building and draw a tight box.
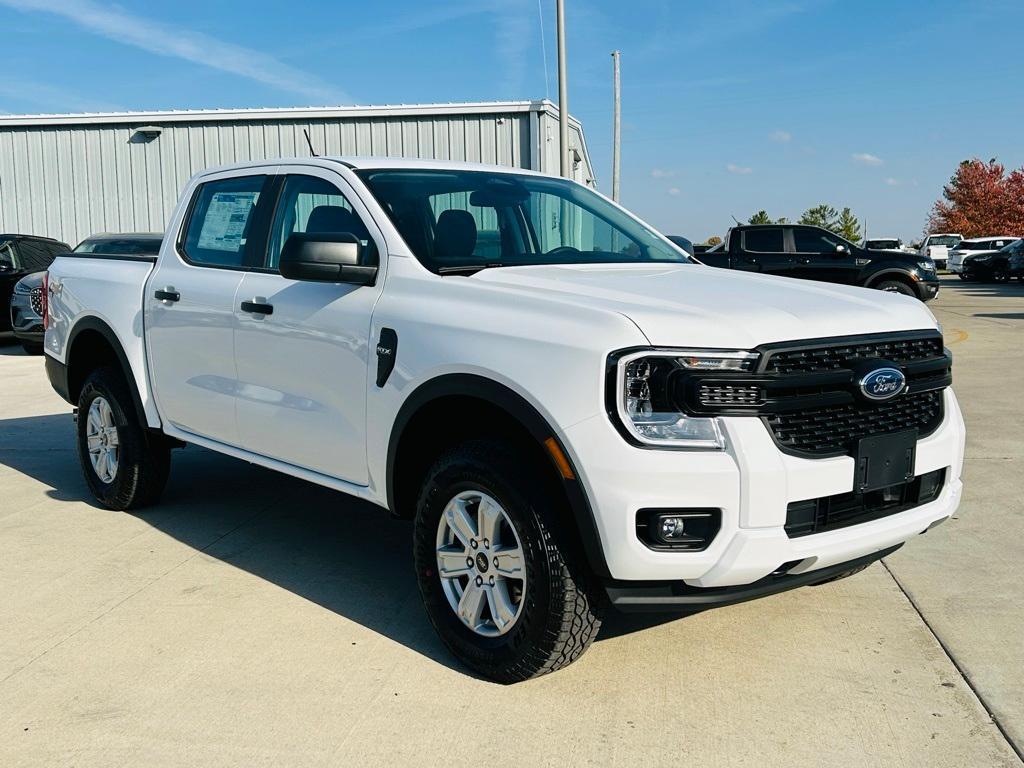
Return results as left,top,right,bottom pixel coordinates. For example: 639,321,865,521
0,100,594,247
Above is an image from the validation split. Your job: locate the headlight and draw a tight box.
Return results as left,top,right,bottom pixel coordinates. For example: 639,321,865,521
917,260,935,272
612,349,758,449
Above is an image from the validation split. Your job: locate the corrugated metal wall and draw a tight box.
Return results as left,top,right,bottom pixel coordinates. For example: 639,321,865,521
0,111,539,246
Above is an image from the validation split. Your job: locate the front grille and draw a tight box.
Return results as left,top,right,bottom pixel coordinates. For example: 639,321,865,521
698,382,764,407
764,336,943,374
764,389,943,456
29,286,44,316
785,469,945,537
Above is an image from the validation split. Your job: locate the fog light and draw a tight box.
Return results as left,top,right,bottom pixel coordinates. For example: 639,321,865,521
660,516,687,540
636,508,721,551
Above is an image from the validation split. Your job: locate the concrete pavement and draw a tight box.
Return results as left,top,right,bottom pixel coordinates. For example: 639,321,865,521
0,275,1021,767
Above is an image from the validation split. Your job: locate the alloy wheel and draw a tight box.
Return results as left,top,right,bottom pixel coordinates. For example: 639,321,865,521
86,396,119,484
435,490,526,637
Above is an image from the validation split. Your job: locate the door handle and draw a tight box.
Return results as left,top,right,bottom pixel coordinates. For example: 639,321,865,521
797,257,812,264
743,257,759,264
240,300,274,316
154,287,180,302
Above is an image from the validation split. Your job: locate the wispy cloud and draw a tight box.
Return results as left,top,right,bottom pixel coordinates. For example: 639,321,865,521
0,0,348,104
884,177,901,186
668,187,681,196
727,163,753,175
651,168,676,178
852,152,884,166
770,130,792,143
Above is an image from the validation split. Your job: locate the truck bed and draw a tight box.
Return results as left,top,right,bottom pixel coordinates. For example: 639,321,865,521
45,254,161,427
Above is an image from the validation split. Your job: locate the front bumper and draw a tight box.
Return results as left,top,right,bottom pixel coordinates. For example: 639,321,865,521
9,292,44,343
916,279,940,300
562,389,965,594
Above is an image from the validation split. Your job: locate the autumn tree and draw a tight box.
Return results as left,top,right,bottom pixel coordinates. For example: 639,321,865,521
927,159,1024,237
705,235,723,246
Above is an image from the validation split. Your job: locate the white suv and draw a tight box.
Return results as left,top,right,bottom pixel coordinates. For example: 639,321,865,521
42,158,965,682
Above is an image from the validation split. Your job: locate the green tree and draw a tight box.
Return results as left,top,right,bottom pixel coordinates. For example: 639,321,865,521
799,204,839,230
748,210,789,224
835,207,862,242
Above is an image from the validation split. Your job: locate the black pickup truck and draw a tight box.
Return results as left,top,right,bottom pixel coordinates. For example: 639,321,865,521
687,224,940,301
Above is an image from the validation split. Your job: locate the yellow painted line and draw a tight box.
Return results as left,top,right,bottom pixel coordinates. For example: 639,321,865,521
946,329,969,345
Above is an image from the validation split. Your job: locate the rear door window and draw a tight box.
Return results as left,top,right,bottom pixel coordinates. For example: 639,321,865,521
743,228,784,253
181,175,268,268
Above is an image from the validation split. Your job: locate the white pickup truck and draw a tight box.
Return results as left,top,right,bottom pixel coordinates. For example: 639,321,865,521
43,158,965,682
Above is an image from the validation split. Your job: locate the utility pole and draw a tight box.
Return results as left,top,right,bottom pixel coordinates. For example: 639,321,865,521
611,50,621,201
556,0,569,178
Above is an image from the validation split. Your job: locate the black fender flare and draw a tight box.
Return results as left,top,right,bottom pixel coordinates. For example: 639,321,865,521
386,373,611,579
864,267,918,288
65,316,148,426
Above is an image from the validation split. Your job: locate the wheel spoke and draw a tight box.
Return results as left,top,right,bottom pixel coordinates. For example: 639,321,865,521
457,580,486,629
87,434,103,450
87,410,102,434
99,399,114,427
95,450,108,480
486,581,517,631
477,497,502,546
493,546,524,578
445,498,478,549
437,545,472,578
105,427,119,447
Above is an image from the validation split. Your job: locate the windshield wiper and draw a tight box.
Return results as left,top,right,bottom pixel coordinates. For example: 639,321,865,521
437,263,505,276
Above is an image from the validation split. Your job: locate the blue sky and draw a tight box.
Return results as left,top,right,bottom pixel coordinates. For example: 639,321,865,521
0,0,1020,241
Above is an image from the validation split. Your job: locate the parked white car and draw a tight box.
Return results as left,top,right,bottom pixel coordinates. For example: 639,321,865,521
919,233,963,270
42,158,965,682
948,236,1018,277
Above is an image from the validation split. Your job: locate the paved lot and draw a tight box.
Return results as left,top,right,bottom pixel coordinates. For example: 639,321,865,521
1,275,1021,767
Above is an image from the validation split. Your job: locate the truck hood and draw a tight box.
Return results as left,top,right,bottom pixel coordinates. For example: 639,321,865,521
472,263,937,348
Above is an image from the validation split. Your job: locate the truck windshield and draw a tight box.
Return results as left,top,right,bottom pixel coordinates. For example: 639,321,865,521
355,169,687,273
927,235,960,247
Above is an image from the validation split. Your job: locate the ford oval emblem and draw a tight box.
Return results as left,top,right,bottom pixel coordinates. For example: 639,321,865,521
859,367,906,401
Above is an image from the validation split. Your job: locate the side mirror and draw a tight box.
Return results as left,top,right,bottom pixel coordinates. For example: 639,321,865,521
279,232,377,285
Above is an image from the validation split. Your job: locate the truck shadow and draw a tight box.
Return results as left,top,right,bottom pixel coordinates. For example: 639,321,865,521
0,412,680,675
937,277,1024,299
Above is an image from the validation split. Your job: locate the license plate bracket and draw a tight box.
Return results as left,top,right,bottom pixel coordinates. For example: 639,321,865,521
855,429,917,493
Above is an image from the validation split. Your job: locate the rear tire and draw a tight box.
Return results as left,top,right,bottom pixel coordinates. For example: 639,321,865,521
413,439,602,683
875,279,916,297
19,341,43,355
76,366,171,510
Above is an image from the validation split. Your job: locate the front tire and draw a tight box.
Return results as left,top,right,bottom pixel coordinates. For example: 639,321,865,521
76,366,171,510
413,440,602,683
875,279,916,297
